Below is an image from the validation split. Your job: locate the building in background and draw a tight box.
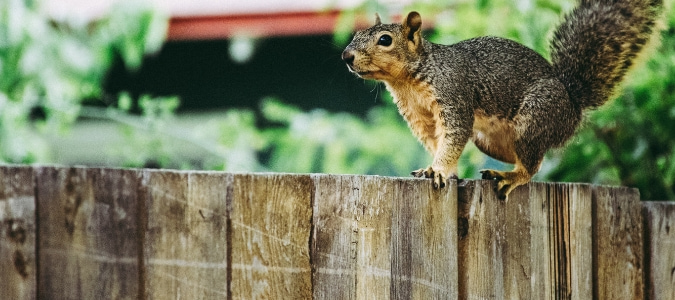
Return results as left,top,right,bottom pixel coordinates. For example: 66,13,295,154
46,0,414,114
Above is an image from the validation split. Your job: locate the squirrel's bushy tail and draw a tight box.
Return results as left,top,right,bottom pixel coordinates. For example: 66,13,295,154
551,0,662,109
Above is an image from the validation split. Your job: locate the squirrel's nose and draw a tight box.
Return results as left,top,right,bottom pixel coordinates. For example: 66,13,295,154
342,50,355,65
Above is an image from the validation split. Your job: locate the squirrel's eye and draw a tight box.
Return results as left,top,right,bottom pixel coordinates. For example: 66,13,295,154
377,35,392,46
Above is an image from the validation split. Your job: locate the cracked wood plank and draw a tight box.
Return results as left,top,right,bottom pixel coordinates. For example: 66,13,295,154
312,175,458,299
390,177,458,299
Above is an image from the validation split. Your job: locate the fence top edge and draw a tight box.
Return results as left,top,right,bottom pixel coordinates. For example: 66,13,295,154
0,164,645,193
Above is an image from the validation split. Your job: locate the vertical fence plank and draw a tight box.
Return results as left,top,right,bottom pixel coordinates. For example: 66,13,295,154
457,180,504,299
544,183,593,300
642,202,675,300
592,186,644,299
36,167,141,299
549,183,572,299
229,173,313,299
501,183,535,299
0,166,36,300
391,178,457,299
355,176,397,298
527,183,553,300
142,170,231,299
311,174,358,299
457,181,546,299
567,184,593,300
311,175,395,299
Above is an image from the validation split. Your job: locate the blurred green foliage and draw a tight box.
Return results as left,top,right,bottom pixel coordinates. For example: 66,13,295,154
1,0,673,199
0,0,167,163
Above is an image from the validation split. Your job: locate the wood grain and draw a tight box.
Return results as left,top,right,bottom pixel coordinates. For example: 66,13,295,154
457,180,505,299
458,181,594,300
311,174,395,299
0,165,36,300
642,202,675,300
592,185,644,300
0,165,671,299
391,177,457,299
35,167,141,299
141,170,231,299
228,173,313,299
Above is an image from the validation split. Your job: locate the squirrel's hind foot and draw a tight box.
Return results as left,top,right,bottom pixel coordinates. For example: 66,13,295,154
480,169,531,200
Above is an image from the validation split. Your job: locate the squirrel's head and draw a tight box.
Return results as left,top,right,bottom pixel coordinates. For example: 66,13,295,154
342,12,424,82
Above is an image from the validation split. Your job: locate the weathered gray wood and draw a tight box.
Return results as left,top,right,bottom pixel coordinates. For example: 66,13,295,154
592,185,644,299
457,181,594,300
355,176,398,299
229,173,313,299
566,183,593,300
312,175,457,299
457,180,505,299
141,170,230,299
0,166,36,300
458,181,543,299
36,167,141,299
642,202,675,300
311,175,395,299
1,165,671,299
527,183,553,300
391,177,458,299
543,182,593,300
311,174,359,299
501,182,534,299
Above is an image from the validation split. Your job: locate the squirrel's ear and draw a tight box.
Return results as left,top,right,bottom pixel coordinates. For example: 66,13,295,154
375,13,382,25
403,11,422,43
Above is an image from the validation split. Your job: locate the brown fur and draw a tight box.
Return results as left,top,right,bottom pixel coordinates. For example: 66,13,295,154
386,80,442,154
342,1,663,199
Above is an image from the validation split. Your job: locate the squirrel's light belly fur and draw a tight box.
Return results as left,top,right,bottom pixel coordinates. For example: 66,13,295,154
472,109,518,164
385,80,442,154
342,0,663,199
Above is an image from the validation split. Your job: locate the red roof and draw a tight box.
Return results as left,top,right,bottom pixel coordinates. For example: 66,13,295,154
168,11,343,40
44,0,414,40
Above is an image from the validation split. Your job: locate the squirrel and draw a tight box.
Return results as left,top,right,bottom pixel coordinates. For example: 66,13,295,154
342,0,663,199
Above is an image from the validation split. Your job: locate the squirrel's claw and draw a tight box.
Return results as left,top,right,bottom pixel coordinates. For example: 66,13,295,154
411,166,456,189
479,169,522,200
480,169,503,180
411,166,432,178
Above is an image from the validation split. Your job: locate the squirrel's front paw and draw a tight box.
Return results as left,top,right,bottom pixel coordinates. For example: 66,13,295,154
411,166,457,189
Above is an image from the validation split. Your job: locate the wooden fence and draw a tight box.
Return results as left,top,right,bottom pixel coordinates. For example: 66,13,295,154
0,165,673,299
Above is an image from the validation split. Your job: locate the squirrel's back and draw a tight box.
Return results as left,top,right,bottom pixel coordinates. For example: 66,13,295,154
435,36,557,117
551,0,663,109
